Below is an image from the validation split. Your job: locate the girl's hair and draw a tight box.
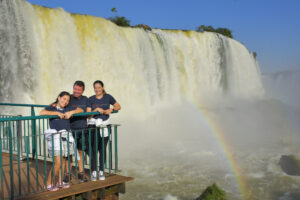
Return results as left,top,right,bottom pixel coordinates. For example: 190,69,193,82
93,80,106,94
52,91,71,105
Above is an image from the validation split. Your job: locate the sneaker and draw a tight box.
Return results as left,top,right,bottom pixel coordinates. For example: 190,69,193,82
57,182,70,189
62,182,70,188
98,171,105,180
78,172,88,182
91,171,97,181
63,173,71,183
46,184,59,191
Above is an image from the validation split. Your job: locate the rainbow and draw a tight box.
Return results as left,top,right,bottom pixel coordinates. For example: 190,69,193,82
199,107,248,200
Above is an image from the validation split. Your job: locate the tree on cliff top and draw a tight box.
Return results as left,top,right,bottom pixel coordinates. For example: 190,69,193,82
197,25,215,32
111,7,117,13
196,25,233,38
108,7,130,27
108,16,130,27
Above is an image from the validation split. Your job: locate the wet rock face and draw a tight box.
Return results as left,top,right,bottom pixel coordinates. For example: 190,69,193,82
279,155,300,176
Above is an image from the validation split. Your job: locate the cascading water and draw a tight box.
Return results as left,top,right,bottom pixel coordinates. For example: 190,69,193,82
0,0,37,104
0,0,264,107
1,0,300,200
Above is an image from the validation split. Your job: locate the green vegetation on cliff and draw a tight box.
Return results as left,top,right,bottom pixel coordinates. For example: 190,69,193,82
196,25,233,38
107,7,131,27
107,8,233,37
108,16,130,27
196,183,227,200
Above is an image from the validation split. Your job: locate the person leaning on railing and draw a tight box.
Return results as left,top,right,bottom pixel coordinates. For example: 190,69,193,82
64,81,89,183
87,80,121,181
40,91,83,191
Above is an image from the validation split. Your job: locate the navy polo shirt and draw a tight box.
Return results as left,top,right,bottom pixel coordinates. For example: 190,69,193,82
68,95,88,130
45,106,76,131
87,94,116,121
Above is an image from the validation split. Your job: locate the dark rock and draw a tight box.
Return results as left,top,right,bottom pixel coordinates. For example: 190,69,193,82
279,155,300,176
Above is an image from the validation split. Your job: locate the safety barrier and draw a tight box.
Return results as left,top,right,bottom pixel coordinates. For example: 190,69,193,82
0,104,120,199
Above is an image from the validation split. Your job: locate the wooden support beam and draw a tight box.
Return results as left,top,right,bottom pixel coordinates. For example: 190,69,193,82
81,183,124,200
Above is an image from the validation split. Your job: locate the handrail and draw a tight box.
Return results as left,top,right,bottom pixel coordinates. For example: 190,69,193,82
0,111,118,122
0,103,48,108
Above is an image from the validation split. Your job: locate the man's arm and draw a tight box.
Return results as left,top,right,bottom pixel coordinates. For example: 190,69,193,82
64,107,84,119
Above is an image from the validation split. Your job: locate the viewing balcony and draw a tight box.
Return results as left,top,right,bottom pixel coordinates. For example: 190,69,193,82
0,103,133,200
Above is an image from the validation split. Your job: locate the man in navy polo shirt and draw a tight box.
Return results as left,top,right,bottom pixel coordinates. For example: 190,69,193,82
66,81,89,182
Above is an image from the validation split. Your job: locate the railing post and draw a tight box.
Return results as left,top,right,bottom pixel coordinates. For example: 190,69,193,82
74,131,78,174
101,127,105,171
26,132,30,193
9,122,14,199
108,125,112,174
17,119,22,196
88,129,92,174
31,106,36,159
114,125,118,172
0,123,4,199
17,117,23,160
43,119,47,188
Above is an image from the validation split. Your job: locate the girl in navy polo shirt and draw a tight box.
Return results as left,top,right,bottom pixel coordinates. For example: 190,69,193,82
40,91,82,191
87,80,121,181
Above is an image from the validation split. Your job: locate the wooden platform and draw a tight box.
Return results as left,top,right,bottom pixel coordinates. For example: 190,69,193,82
1,153,133,200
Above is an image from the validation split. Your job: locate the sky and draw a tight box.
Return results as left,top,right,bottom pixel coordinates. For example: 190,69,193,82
26,0,300,73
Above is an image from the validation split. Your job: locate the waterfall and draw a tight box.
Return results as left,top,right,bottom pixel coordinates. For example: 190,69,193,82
0,0,264,113
0,0,37,103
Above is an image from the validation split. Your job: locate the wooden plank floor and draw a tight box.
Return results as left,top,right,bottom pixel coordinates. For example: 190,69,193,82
23,175,133,200
0,153,133,199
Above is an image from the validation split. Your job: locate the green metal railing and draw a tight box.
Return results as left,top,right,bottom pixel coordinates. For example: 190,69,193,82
0,104,120,199
0,115,14,119
0,103,48,159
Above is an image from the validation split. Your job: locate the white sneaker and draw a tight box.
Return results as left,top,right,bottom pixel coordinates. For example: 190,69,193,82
91,171,97,181
99,170,105,180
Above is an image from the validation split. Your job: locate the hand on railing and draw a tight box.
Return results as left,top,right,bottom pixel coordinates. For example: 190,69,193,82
0,111,119,122
72,111,119,118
